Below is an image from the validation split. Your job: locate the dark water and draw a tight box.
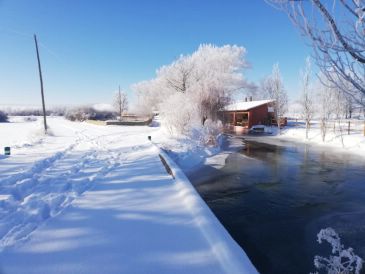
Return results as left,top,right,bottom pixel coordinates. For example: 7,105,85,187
189,139,365,274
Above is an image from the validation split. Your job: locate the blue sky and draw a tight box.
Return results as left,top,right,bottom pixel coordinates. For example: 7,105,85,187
0,0,311,107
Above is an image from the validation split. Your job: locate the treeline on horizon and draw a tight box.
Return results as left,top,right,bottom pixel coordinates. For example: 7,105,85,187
0,106,117,122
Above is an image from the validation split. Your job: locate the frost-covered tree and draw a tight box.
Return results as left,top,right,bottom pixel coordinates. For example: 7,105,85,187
161,55,195,94
317,80,334,142
133,78,166,115
133,44,249,135
113,87,128,121
299,57,315,139
312,227,363,274
266,0,365,106
332,86,348,147
262,64,288,134
191,44,248,124
159,93,197,135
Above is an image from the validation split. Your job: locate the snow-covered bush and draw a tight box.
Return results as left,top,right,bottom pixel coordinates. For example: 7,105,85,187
65,107,91,121
312,227,363,274
197,119,223,146
65,106,115,121
0,111,8,122
187,119,223,149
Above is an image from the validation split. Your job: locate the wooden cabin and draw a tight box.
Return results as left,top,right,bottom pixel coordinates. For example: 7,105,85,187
221,99,275,134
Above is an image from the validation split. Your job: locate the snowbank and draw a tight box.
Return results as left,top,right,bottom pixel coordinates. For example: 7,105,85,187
156,147,258,274
0,116,46,149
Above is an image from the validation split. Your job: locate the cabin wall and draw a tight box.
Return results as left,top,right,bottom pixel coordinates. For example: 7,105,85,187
248,104,270,128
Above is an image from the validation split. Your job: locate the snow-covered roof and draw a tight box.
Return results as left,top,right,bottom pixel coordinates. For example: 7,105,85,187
225,99,274,111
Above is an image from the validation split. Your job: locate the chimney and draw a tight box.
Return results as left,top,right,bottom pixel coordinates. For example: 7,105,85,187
245,97,248,102
249,96,253,101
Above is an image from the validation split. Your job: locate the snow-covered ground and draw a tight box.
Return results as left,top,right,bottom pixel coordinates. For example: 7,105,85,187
269,120,365,157
0,117,256,274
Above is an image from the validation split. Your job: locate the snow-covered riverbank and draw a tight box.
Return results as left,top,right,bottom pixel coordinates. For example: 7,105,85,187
0,117,257,274
247,120,365,158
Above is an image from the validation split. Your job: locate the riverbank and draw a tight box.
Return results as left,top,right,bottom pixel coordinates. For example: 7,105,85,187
262,120,365,159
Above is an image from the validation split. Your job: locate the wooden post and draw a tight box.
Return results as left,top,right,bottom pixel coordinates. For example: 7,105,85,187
118,85,122,121
348,121,350,135
34,34,47,134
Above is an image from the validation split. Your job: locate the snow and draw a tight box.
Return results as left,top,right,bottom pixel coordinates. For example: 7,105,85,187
0,116,257,274
225,99,274,111
0,116,44,149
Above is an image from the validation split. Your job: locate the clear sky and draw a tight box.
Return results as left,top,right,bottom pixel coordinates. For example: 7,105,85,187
0,0,311,107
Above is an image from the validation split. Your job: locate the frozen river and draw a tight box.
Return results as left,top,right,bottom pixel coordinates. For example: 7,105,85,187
189,138,365,274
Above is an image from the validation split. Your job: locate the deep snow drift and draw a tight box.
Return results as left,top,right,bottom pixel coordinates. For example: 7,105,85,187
0,117,256,274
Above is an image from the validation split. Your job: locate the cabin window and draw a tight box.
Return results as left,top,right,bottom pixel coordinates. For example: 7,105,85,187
224,113,234,125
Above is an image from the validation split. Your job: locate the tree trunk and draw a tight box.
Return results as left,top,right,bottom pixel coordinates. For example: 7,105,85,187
305,120,310,139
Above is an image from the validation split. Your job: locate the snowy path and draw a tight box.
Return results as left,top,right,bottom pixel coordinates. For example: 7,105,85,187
0,118,256,274
0,118,147,250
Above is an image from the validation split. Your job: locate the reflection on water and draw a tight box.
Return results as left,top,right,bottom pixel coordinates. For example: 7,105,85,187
189,140,365,274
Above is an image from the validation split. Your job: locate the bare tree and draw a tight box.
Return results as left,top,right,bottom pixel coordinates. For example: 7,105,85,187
299,57,315,139
344,91,355,119
266,0,365,106
113,86,128,121
262,64,288,134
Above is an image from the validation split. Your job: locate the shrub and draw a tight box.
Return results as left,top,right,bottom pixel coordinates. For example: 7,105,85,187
0,111,8,122
190,119,223,147
23,116,38,122
65,106,115,121
312,227,363,274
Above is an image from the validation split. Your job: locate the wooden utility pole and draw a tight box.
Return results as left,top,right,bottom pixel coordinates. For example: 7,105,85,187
34,34,47,134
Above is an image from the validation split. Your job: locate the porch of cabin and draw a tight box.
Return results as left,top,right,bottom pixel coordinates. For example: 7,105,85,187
223,111,251,134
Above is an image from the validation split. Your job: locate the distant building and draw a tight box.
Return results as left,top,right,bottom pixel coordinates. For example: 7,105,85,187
221,99,275,134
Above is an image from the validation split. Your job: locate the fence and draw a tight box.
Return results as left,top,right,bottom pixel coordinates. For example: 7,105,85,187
288,119,365,136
